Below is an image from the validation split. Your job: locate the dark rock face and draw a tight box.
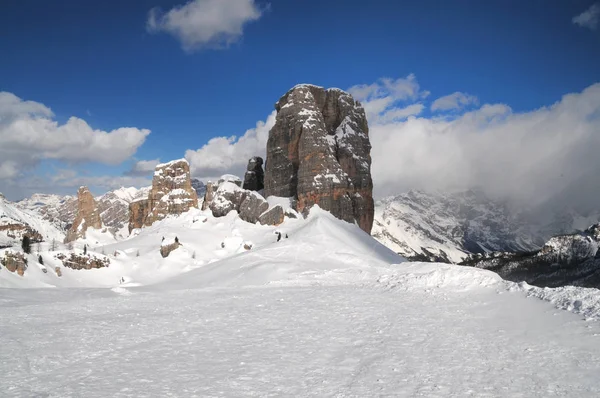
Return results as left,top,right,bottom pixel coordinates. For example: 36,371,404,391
259,205,285,226
460,224,600,288
264,84,374,234
239,192,269,224
243,157,264,191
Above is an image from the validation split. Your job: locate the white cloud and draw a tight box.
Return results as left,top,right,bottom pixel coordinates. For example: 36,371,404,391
125,159,161,176
147,0,264,52
0,91,150,182
573,3,600,30
185,111,276,181
369,82,600,214
431,91,479,112
348,74,428,124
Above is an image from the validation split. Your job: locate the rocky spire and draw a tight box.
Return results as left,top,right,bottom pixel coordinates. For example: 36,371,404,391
264,84,374,234
242,156,264,191
65,186,102,243
128,159,198,232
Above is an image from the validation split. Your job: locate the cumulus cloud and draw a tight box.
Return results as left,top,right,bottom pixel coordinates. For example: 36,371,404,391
185,110,276,181
368,82,600,214
431,91,479,112
0,91,149,182
348,75,428,123
147,0,264,52
573,3,600,30
124,159,161,176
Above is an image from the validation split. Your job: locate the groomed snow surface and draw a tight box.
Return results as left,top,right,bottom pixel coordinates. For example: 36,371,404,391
1,208,600,396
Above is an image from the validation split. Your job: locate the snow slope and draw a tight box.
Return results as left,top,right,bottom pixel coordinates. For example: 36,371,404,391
0,196,65,247
2,207,600,396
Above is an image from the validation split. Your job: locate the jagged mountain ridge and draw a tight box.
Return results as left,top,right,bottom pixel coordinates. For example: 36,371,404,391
460,224,600,288
15,180,206,234
372,189,600,263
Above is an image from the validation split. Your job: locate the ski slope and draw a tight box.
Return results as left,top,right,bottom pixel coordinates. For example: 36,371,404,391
1,208,600,396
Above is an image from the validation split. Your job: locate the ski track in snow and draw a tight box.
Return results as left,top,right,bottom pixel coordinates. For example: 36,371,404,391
1,284,600,397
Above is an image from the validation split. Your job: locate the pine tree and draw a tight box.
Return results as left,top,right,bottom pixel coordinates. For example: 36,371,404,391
83,244,87,255
38,255,44,265
175,236,179,243
50,239,57,251
22,236,31,254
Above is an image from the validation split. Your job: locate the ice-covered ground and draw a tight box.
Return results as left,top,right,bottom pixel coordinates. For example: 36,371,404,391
1,209,600,396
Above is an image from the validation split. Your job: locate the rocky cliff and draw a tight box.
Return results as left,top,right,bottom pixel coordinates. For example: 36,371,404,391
264,84,374,234
128,159,198,232
64,187,103,243
243,157,264,191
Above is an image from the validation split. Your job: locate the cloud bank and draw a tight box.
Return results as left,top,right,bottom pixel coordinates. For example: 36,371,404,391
185,111,276,182
147,0,264,52
0,92,149,182
573,3,599,30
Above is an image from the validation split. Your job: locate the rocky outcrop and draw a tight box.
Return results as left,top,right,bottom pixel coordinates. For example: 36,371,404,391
160,241,181,258
128,199,150,232
259,205,284,226
1,251,27,276
239,192,269,224
209,182,248,218
460,224,600,288
56,252,110,270
65,187,103,243
243,157,264,191
201,182,216,211
128,159,198,232
264,84,374,234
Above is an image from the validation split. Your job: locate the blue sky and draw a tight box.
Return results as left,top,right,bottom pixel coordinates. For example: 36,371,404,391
1,0,599,204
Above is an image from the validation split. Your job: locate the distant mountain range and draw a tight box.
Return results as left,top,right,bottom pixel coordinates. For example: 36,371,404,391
372,189,600,263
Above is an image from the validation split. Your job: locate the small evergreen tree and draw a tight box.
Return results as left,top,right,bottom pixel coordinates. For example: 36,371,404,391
175,236,179,243
50,239,57,251
22,236,31,254
83,244,87,255
38,255,44,265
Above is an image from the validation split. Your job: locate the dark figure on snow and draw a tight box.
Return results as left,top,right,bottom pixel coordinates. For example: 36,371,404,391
277,232,282,242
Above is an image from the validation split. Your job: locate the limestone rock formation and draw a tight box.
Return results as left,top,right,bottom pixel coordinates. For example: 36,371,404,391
128,159,198,232
259,205,285,226
1,250,28,276
56,252,110,270
65,187,103,243
243,157,264,191
264,84,374,234
209,182,248,218
239,192,269,224
160,241,181,258
201,182,216,211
